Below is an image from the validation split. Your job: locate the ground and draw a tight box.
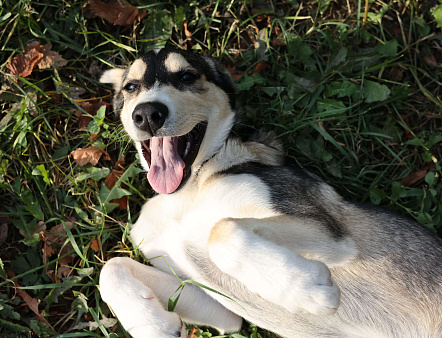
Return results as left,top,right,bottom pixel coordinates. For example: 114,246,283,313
0,0,441,337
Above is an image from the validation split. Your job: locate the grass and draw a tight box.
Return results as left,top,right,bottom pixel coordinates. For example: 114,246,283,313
0,0,441,336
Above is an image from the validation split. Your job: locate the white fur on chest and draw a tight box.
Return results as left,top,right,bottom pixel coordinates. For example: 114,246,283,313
130,173,278,277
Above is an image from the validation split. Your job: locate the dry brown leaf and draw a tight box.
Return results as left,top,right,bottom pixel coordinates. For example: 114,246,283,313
389,67,403,82
394,114,414,140
184,22,192,38
75,99,110,129
105,168,128,209
38,44,68,70
401,162,434,187
317,121,345,146
115,155,125,170
401,170,428,187
251,60,270,76
90,237,100,252
41,222,75,281
225,63,243,81
19,221,46,239
271,26,285,48
71,146,104,166
45,221,74,247
57,265,72,280
58,254,74,266
187,326,199,338
6,42,44,80
7,269,54,329
104,169,123,189
24,41,41,52
76,108,93,130
111,195,128,209
88,0,147,26
424,55,438,67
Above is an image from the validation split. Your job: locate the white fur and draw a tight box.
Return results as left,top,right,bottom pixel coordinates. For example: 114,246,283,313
99,51,442,338
100,55,345,335
208,219,340,315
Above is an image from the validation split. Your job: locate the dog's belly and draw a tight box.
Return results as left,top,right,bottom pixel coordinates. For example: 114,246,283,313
129,173,279,278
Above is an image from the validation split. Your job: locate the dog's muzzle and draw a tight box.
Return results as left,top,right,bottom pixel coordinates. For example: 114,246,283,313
132,101,169,135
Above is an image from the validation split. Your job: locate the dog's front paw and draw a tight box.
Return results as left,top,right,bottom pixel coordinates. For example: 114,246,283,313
278,260,340,315
100,257,187,338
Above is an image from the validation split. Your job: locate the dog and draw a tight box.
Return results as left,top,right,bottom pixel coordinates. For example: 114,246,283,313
99,48,442,338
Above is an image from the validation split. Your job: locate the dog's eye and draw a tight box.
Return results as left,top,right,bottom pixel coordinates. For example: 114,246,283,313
180,72,198,84
123,82,138,92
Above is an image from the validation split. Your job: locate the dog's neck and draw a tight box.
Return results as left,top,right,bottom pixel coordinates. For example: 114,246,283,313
195,129,284,186
192,112,236,173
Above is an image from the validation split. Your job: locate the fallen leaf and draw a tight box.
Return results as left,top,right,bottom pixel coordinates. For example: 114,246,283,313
424,55,437,67
240,28,256,49
58,254,74,267
394,114,413,140
6,42,44,80
41,222,75,281
401,170,427,187
57,265,72,279
71,146,104,166
104,169,123,189
184,22,192,38
115,155,125,169
251,60,270,76
19,221,46,239
24,40,41,52
7,269,54,329
41,232,55,266
187,326,199,338
225,63,243,81
75,99,109,129
401,163,434,187
271,25,285,48
88,0,147,26
90,237,100,252
45,221,74,248
389,67,403,82
38,44,68,70
105,168,128,209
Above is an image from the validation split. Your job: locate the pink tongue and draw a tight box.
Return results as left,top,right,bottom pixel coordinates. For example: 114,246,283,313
147,137,185,194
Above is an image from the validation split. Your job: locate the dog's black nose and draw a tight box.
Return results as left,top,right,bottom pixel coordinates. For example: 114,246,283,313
132,102,169,135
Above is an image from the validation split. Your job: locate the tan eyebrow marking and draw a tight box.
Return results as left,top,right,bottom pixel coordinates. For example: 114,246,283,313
126,59,147,81
164,53,192,73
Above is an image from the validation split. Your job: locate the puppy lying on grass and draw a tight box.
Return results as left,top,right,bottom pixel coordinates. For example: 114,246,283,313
99,48,442,337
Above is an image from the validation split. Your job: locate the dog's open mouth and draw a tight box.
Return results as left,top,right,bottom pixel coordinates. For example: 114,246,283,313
141,123,207,194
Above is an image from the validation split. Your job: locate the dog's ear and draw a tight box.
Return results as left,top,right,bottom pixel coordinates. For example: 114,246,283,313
100,68,126,92
100,68,126,114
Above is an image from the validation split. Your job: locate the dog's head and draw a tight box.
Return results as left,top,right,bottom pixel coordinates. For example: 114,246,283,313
100,49,236,194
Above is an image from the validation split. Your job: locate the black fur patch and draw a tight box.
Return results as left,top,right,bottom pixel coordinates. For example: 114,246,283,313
220,162,347,239
138,49,236,109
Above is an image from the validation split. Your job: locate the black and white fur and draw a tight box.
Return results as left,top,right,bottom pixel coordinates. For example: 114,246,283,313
99,48,442,338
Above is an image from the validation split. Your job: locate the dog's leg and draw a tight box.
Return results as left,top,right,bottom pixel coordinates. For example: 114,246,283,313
208,216,357,316
100,257,242,337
